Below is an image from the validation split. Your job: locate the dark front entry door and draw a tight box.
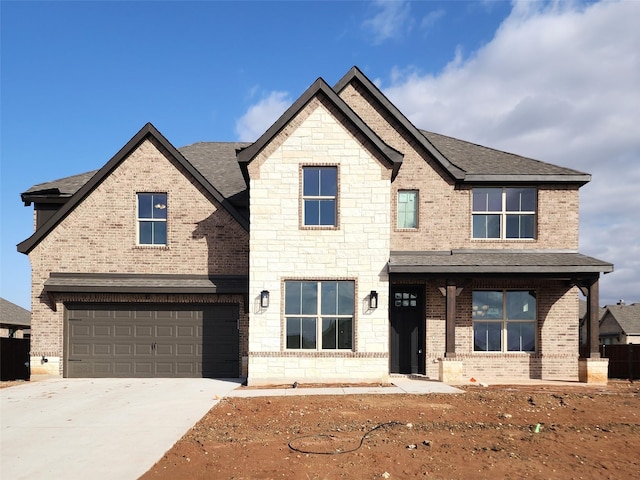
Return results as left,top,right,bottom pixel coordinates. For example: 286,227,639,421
390,286,425,374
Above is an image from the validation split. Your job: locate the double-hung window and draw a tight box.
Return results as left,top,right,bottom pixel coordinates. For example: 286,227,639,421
472,187,536,239
137,193,167,245
302,166,337,227
473,290,536,352
285,280,354,350
397,190,418,229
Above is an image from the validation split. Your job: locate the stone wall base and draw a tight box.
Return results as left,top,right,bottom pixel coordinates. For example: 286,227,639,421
30,356,61,377
438,358,463,384
578,358,609,384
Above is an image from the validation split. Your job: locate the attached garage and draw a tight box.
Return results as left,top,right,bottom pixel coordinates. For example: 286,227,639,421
65,303,239,378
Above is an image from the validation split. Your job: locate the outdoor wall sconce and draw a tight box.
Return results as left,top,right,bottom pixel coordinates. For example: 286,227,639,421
369,291,378,309
260,290,270,308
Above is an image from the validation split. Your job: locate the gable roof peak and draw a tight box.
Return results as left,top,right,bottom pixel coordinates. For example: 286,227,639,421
17,122,248,254
237,73,403,184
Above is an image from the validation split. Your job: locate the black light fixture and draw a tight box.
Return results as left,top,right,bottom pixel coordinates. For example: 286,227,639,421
369,290,378,309
260,290,270,308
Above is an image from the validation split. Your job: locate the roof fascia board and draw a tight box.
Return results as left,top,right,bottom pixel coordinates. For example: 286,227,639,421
18,123,248,254
237,77,403,184
388,265,613,274
463,174,592,185
333,66,466,181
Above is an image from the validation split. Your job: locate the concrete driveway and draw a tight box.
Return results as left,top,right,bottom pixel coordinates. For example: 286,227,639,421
0,378,241,480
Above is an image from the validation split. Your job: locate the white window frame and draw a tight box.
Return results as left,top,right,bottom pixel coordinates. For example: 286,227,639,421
284,280,354,351
137,192,167,246
472,187,536,239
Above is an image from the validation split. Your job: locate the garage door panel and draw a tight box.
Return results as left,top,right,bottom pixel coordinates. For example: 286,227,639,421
156,326,174,338
93,344,111,355
135,325,153,338
66,303,239,378
114,325,133,336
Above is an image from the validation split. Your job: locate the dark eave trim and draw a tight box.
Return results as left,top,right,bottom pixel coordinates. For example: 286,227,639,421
463,174,592,185
43,272,249,295
237,77,403,185
333,66,466,181
17,123,249,254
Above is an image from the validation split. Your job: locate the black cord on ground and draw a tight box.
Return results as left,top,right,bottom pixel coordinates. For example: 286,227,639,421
288,421,404,455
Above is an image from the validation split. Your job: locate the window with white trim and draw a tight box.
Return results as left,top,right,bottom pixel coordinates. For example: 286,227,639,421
302,167,337,226
137,193,167,245
473,290,537,352
285,280,354,350
397,190,418,229
472,187,536,239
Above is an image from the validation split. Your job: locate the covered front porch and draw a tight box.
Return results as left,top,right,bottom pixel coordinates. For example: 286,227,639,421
388,250,613,383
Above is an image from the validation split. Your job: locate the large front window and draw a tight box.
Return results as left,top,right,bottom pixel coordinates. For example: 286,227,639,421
137,193,167,245
473,290,536,352
302,167,337,226
472,187,536,239
285,280,354,350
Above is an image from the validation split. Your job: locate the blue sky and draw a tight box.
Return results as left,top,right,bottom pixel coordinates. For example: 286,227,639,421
1,0,638,310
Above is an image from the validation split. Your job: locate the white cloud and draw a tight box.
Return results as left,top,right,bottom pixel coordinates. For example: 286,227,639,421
381,0,640,305
235,91,291,142
362,0,413,45
420,8,445,31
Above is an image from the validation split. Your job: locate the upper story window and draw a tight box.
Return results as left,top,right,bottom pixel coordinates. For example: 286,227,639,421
302,166,337,227
285,280,354,350
473,290,537,352
472,187,536,239
137,193,167,245
397,190,418,229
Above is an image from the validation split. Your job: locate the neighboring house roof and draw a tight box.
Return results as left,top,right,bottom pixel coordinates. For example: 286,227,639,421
43,272,248,295
0,298,31,327
602,303,640,335
388,250,614,275
17,123,250,254
237,76,404,183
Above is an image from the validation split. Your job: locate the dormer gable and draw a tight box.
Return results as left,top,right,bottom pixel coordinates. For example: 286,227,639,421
237,76,403,184
17,123,248,254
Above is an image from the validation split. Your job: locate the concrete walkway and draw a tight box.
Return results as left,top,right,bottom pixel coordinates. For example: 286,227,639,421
0,377,460,480
229,377,463,397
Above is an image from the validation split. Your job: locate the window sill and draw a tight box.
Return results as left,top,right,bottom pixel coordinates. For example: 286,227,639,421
133,245,170,250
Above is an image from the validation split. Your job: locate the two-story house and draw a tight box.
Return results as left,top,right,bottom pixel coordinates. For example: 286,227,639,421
18,67,613,384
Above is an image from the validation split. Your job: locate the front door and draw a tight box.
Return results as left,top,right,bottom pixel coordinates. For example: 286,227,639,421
390,285,425,374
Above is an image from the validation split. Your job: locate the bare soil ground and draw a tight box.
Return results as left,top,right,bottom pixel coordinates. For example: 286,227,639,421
141,380,639,480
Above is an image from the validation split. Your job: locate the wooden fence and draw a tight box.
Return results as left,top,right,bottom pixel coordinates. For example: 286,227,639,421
1,338,30,381
601,344,639,381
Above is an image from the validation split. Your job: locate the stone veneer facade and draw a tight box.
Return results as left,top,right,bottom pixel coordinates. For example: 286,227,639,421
246,97,392,385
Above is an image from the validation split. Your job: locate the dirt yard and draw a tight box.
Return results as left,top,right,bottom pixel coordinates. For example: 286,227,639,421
141,381,639,480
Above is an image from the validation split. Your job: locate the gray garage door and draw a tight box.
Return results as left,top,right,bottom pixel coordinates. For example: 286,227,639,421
65,303,239,378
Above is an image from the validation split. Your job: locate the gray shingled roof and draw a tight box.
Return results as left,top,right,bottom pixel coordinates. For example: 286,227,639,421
388,250,613,274
0,298,31,327
21,129,590,201
43,272,248,295
21,142,252,202
420,130,589,180
604,303,640,335
22,170,98,199
178,142,250,201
